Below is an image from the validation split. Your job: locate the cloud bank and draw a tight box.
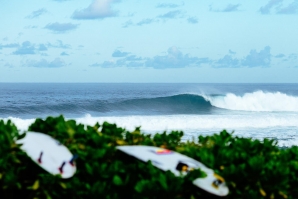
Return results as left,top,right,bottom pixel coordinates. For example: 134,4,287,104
6,40,71,55
91,46,275,69
145,46,201,68
215,46,272,68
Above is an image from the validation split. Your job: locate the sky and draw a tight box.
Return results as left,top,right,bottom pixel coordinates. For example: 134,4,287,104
0,0,298,83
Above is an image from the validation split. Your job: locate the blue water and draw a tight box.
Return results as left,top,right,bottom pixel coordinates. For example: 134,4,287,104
1,83,298,147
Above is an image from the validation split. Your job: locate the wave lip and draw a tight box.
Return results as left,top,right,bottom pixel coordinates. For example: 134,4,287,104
204,91,298,112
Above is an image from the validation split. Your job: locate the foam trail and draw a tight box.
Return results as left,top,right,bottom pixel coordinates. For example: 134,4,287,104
76,113,298,131
3,113,298,147
204,91,298,112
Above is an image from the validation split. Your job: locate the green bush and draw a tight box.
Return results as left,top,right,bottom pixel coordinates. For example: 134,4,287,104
0,116,297,198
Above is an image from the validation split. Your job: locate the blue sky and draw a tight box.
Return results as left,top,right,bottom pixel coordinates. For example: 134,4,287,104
0,0,298,83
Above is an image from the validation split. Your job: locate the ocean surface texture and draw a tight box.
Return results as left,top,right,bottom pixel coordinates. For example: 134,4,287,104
1,83,298,147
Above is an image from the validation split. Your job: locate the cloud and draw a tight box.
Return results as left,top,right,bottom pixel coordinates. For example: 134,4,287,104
38,44,48,51
215,55,240,68
158,10,182,18
145,46,201,69
122,20,133,28
156,3,180,8
72,0,119,20
93,47,211,69
242,46,271,67
4,40,70,55
187,17,198,24
229,49,236,54
99,60,117,68
259,0,298,14
47,40,71,49
275,53,285,58
112,49,130,57
211,46,272,68
259,0,283,14
26,58,65,68
136,18,156,26
4,63,14,68
60,52,69,56
125,55,143,61
210,4,241,12
13,41,35,55
288,53,298,59
26,8,47,19
222,4,241,12
123,18,158,28
277,2,298,14
0,43,19,49
90,63,101,67
24,25,38,29
44,22,78,33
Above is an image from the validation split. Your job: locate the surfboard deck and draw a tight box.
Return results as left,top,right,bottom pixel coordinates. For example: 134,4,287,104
16,131,76,179
117,145,229,196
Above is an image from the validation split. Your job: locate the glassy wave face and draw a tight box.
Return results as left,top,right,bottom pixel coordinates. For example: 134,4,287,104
1,83,298,147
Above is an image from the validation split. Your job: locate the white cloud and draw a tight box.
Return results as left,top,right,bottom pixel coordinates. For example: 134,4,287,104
72,0,119,20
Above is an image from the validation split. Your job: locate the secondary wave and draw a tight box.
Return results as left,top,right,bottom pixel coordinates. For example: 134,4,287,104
204,91,298,112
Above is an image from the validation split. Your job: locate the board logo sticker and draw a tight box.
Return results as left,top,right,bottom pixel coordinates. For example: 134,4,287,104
152,149,173,155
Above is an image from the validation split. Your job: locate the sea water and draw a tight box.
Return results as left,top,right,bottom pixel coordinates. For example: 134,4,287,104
1,83,298,147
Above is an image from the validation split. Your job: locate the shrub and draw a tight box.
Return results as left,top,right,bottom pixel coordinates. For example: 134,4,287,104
0,115,298,198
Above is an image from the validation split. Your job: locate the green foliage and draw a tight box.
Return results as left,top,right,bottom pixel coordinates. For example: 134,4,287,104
1,116,298,198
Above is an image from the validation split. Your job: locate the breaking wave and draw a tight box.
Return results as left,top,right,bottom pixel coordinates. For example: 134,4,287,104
204,91,298,112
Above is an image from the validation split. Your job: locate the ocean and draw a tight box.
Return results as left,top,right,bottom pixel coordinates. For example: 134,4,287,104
1,83,298,147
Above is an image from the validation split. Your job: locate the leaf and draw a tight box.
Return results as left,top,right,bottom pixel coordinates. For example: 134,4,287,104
113,175,123,186
260,188,266,197
60,182,67,189
32,180,39,190
116,140,126,145
279,191,288,199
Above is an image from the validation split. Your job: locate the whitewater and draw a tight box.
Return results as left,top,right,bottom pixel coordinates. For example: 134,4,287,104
1,83,298,147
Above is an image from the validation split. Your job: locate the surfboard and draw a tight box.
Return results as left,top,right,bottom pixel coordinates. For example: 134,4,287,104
16,131,77,179
117,145,229,196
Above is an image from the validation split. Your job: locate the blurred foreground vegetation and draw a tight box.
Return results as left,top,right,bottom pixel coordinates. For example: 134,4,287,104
1,116,298,199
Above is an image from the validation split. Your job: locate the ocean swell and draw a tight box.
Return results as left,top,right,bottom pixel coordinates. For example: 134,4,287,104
1,91,298,118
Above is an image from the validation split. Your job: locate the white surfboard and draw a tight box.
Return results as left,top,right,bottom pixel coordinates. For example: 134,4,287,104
16,131,77,179
117,145,229,196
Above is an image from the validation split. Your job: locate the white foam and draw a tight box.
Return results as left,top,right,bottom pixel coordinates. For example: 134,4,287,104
3,113,298,147
1,117,35,131
76,113,298,131
204,91,298,112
